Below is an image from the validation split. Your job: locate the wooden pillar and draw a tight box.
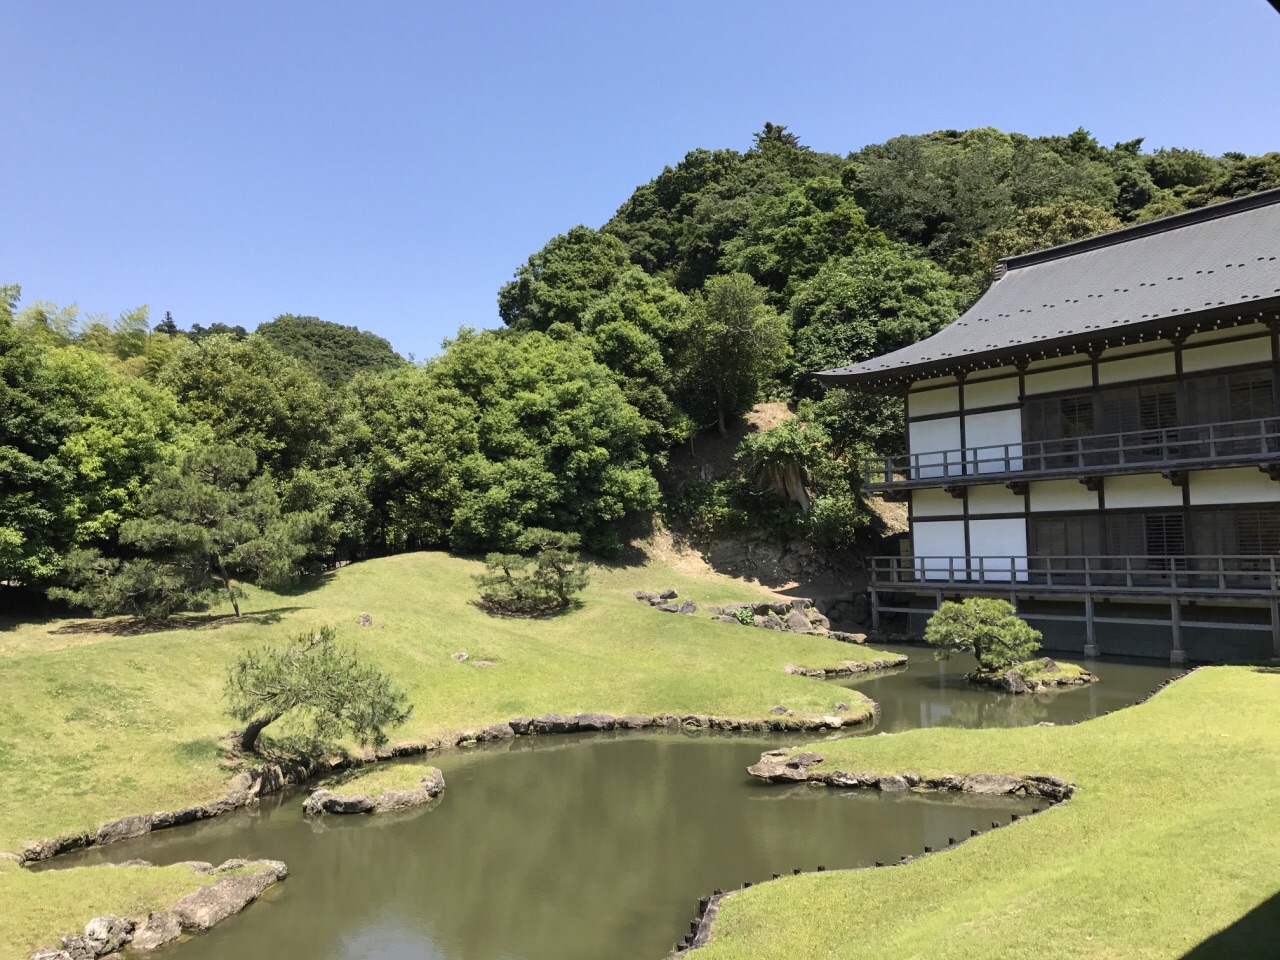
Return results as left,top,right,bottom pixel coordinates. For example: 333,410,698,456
935,590,944,610
870,588,880,632
1170,597,1187,665
1082,593,1099,659
1270,597,1280,662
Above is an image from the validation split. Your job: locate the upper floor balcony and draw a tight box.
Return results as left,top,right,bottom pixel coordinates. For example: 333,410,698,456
862,416,1280,496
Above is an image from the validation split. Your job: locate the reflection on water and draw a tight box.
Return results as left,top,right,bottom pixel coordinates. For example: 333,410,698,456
841,644,1180,732
49,647,1178,960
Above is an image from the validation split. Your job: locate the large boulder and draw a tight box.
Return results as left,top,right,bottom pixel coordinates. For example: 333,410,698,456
95,814,152,845
575,713,616,731
783,610,812,633
531,712,578,734
130,911,182,951
373,769,447,813
302,790,374,815
961,773,1025,795
171,865,284,931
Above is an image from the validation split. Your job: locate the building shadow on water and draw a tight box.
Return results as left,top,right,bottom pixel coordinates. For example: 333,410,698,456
1181,890,1280,959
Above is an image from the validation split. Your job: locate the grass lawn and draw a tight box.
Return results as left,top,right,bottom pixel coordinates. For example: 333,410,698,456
699,665,1280,960
0,859,263,959
0,547,894,960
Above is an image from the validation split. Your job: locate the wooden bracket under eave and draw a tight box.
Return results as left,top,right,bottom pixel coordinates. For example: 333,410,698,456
1079,476,1103,492
942,484,965,500
1161,470,1188,488
1005,480,1029,496
1260,464,1280,482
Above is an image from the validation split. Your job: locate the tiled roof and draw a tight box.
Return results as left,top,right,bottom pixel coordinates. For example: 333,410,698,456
816,188,1280,389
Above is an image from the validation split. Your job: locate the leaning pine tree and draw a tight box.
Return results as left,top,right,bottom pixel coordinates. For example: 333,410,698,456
224,626,412,753
474,528,590,614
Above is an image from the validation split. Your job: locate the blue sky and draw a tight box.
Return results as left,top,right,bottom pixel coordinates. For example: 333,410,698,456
4,0,1278,360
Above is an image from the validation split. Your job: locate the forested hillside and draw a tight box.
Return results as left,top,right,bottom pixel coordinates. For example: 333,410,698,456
4,125,1277,613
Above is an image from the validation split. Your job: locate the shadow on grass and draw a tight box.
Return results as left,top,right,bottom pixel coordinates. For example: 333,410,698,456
1182,889,1280,959
48,607,303,637
268,570,337,597
469,598,585,620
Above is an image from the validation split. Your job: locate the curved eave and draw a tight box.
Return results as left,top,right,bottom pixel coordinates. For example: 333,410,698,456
815,298,1280,394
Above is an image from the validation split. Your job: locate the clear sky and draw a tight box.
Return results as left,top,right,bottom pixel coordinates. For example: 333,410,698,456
4,0,1278,360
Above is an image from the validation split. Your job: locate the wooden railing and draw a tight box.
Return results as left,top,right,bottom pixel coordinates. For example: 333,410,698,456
870,554,1280,595
863,416,1280,490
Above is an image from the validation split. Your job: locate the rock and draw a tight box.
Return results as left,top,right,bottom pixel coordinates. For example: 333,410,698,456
655,603,681,613
633,590,660,603
850,594,870,624
151,806,209,830
676,599,696,615
783,610,811,633
785,751,824,769
769,705,788,715
807,610,831,631
751,601,791,616
681,714,711,728
357,612,372,627
824,770,864,788
81,915,133,955
1000,669,1029,694
961,773,1025,795
830,631,868,644
96,814,152,845
172,868,282,931
508,716,533,735
478,722,515,741
451,652,469,662
575,713,616,731
303,790,374,815
878,775,909,791
658,588,678,600
531,712,577,734
711,615,740,624
757,611,787,630
29,950,73,960
1024,774,1074,801
1037,721,1056,727
130,911,182,951
834,702,850,712
783,664,805,675
616,715,654,729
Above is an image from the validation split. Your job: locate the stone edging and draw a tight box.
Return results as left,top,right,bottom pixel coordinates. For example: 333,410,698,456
784,653,908,679
303,767,446,815
28,858,287,959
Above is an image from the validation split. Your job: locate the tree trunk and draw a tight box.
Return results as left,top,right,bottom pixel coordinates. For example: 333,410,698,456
717,403,727,437
239,713,280,754
214,554,240,617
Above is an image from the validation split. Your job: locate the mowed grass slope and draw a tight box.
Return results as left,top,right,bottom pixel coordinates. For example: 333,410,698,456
700,666,1280,960
0,551,881,852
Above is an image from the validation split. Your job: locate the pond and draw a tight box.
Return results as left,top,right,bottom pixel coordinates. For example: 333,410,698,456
51,645,1180,960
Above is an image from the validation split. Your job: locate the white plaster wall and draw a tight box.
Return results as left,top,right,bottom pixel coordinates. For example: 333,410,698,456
967,483,1024,515
968,518,1028,582
1182,335,1271,373
1189,467,1280,505
1029,479,1097,513
1097,351,1175,385
908,385,960,418
963,375,1019,410
1104,474,1184,509
1185,323,1269,347
964,409,1024,473
908,417,962,478
1024,364,1092,395
912,520,966,581
911,488,960,518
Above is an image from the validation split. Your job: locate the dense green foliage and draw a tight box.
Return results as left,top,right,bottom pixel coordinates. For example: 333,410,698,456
224,624,412,753
924,598,1043,672
474,528,591,614
4,123,1277,615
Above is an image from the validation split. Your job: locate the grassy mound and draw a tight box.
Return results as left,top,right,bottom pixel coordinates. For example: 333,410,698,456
319,762,442,797
0,550,891,852
698,666,1280,960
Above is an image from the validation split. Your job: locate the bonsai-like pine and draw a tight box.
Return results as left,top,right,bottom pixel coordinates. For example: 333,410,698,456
224,626,411,754
474,528,590,614
924,597,1042,672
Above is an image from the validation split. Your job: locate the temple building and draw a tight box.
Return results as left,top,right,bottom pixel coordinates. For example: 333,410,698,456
816,188,1280,663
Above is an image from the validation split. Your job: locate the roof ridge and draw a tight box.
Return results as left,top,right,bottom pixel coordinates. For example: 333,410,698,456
1001,187,1280,273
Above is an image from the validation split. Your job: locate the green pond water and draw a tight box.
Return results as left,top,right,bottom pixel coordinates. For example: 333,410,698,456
51,645,1179,960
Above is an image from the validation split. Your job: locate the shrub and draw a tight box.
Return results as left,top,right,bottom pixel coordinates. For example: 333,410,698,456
474,528,590,615
731,606,755,626
924,597,1042,672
